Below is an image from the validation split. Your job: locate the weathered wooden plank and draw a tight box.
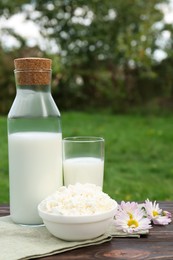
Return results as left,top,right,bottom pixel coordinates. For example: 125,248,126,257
0,205,9,217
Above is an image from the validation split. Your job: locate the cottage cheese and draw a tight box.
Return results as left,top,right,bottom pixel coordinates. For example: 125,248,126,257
39,183,116,216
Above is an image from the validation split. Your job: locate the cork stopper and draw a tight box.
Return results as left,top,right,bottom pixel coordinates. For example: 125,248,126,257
14,57,52,85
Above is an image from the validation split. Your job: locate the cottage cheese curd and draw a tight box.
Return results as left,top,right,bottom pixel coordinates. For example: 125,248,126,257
39,183,116,216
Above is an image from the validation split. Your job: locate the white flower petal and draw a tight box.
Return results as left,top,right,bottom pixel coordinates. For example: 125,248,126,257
153,216,172,225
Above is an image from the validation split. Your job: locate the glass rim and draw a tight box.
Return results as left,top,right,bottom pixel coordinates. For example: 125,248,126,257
63,136,104,143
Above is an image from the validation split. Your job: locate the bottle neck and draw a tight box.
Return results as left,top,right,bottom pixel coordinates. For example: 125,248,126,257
16,84,51,94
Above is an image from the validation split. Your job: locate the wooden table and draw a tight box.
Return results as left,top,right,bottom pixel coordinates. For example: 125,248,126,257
1,202,173,259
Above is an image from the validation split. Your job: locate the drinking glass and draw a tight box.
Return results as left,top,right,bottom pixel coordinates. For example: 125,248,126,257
63,136,104,188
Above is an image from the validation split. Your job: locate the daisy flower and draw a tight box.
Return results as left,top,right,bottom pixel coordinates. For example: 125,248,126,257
144,199,172,225
116,201,138,219
114,206,152,233
163,210,172,218
152,216,171,225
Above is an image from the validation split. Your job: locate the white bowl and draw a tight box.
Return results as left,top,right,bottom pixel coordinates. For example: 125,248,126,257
38,203,117,241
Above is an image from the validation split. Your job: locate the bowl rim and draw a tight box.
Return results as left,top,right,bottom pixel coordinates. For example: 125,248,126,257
38,202,117,224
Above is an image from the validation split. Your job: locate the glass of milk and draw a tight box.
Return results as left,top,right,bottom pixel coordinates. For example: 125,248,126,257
63,137,104,188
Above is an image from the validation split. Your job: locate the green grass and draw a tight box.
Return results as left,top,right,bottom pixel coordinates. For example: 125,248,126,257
1,112,173,203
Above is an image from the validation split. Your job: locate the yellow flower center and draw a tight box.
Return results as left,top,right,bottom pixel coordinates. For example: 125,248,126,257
153,210,159,217
128,212,133,219
127,219,139,228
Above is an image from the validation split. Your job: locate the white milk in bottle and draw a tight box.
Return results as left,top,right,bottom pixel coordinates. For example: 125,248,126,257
8,58,62,225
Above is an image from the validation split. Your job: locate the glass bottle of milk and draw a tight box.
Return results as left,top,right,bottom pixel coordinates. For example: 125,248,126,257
8,58,62,225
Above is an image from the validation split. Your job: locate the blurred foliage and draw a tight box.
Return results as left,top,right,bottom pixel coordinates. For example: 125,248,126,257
1,0,173,114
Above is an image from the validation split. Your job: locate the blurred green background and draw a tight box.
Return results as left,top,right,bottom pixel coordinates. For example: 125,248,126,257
1,0,173,203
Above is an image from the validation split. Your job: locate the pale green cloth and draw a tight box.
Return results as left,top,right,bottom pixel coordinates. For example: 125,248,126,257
0,216,148,260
